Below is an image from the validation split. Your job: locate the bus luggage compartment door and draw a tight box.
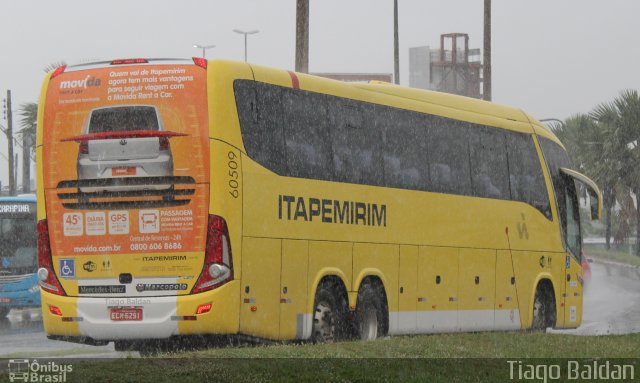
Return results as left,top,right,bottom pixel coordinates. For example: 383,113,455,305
239,237,281,339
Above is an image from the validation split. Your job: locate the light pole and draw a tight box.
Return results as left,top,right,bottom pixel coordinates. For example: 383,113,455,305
192,44,215,58
394,0,399,85
233,29,260,62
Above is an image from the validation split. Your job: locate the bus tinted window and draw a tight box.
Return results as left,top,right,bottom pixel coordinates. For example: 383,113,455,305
469,127,510,199
281,90,333,180
380,108,430,191
0,203,37,273
539,137,571,212
427,120,472,196
234,79,552,216
564,179,582,257
330,102,384,186
507,133,551,217
235,81,286,174
540,137,575,240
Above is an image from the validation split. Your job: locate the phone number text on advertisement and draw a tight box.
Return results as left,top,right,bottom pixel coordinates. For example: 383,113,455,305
129,242,183,251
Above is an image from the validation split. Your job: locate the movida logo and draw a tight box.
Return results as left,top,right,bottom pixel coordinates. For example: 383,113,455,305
59,75,102,89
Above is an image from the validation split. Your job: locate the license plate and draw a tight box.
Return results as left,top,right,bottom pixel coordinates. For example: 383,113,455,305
112,167,136,176
110,307,142,321
0,298,10,303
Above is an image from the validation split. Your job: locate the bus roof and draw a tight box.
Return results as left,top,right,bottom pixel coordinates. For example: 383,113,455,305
42,58,565,149
56,58,198,73
246,60,563,146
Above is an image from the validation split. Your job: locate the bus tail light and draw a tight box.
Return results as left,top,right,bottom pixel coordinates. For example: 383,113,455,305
192,215,233,294
49,306,63,316
196,303,212,315
159,137,170,151
192,57,207,69
50,65,67,79
37,220,67,296
78,141,89,154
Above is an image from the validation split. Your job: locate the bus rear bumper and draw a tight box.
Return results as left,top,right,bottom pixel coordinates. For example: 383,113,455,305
41,281,240,341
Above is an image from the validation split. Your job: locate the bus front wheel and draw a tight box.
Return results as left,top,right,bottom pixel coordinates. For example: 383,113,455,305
0,307,9,319
531,282,556,331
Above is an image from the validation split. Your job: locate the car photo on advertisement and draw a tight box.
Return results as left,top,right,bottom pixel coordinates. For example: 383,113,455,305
62,105,187,193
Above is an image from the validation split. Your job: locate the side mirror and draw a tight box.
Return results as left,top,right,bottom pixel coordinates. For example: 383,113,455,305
560,167,602,220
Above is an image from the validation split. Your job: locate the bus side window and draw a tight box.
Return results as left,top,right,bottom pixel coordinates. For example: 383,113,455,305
234,80,285,175
379,107,429,190
469,127,509,200
330,102,383,186
563,177,582,258
506,132,551,217
427,120,472,196
281,89,332,181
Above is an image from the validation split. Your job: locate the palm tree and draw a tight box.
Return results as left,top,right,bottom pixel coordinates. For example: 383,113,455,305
555,114,619,249
18,102,37,160
591,89,640,255
18,62,67,162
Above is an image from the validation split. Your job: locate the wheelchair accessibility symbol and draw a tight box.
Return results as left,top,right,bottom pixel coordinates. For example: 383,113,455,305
59,259,75,278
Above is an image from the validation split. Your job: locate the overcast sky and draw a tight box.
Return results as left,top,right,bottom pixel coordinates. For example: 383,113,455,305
1,0,640,187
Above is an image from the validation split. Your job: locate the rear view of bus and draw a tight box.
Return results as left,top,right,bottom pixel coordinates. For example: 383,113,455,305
36,58,235,346
0,195,39,318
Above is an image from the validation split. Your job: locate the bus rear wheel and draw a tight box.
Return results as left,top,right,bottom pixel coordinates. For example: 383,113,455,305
311,282,348,343
0,307,9,318
355,283,386,341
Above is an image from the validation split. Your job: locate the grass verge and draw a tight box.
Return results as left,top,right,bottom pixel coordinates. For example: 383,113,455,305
2,332,638,382
584,244,640,267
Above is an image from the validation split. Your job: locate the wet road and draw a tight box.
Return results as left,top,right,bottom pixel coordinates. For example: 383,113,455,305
0,309,127,357
0,259,638,357
551,259,640,336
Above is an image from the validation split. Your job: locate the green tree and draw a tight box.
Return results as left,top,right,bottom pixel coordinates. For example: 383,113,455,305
592,89,640,255
17,62,67,166
555,114,619,249
17,102,37,157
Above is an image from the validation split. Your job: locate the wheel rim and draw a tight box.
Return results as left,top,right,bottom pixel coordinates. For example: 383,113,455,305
313,300,335,342
359,306,378,340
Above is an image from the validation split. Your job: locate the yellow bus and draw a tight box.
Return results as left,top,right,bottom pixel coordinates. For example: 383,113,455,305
36,58,601,349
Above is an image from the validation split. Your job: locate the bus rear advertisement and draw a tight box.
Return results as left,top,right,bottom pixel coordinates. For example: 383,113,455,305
37,58,601,349
37,59,219,343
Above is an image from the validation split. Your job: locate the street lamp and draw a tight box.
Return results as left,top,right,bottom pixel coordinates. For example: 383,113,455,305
232,29,260,62
539,118,565,131
193,44,215,58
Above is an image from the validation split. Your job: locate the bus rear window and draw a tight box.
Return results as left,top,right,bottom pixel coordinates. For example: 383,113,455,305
88,106,160,133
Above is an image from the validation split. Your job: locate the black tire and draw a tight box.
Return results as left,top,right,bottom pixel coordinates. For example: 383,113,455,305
311,282,349,343
0,307,9,319
531,284,556,331
355,284,386,341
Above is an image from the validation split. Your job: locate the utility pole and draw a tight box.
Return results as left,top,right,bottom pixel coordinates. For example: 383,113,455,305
3,90,15,195
394,0,399,85
295,0,309,73
483,0,492,101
